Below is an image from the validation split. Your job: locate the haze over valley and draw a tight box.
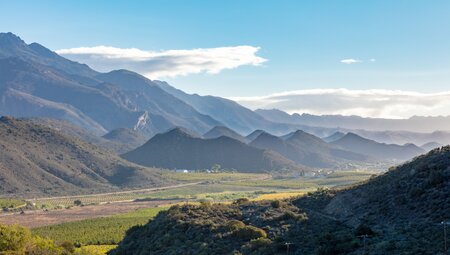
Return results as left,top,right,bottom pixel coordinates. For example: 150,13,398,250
0,1,449,254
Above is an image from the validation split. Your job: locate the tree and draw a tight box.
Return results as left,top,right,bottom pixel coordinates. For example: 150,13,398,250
73,200,82,206
0,224,31,252
211,164,221,172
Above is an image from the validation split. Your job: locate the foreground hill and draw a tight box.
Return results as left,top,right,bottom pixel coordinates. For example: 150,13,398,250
331,132,424,160
112,147,450,255
122,128,304,173
0,117,172,197
30,118,141,154
250,130,369,168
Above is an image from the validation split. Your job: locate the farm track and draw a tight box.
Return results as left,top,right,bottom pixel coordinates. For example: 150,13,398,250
27,182,203,202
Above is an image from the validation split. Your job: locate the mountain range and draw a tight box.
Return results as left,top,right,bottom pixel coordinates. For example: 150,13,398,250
256,108,450,133
122,127,305,173
2,32,449,148
249,130,370,168
331,132,425,160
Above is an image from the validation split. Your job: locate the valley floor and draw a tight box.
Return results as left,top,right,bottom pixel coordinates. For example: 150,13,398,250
0,200,179,228
0,170,375,254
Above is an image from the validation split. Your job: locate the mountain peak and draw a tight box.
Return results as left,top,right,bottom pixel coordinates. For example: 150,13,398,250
0,32,25,46
203,125,246,142
164,127,199,138
246,129,266,142
284,130,320,142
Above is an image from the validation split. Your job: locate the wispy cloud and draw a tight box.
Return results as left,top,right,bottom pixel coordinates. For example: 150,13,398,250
340,58,362,64
230,89,450,118
56,45,267,79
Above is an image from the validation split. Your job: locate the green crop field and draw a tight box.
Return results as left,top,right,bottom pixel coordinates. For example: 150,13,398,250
32,207,167,245
0,198,26,210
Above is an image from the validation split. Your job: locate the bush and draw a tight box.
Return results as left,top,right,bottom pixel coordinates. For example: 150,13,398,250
226,220,246,232
0,224,31,252
355,223,375,236
234,226,267,241
271,200,282,208
28,236,64,255
249,237,272,248
233,198,249,205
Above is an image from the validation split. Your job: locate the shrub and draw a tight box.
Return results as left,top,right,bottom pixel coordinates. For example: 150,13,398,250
355,223,375,236
249,237,272,248
233,198,249,205
234,226,267,241
226,220,246,231
0,224,31,252
28,236,64,255
271,200,282,208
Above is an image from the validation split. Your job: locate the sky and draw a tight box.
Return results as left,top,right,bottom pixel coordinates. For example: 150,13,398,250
1,0,450,118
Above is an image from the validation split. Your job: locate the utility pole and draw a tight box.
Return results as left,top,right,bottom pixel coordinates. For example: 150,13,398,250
284,242,293,255
357,235,371,255
441,221,450,254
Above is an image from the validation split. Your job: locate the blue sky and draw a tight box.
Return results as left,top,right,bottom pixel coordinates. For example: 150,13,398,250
1,0,450,117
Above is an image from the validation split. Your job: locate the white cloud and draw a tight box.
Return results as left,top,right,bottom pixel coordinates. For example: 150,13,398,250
230,88,450,118
340,58,362,64
56,45,267,79
369,58,376,62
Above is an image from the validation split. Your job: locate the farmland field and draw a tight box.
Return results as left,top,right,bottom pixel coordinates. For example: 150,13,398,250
0,198,26,210
27,171,373,209
0,170,376,255
33,207,166,245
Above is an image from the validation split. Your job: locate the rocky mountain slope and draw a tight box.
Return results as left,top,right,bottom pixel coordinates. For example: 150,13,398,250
0,117,172,197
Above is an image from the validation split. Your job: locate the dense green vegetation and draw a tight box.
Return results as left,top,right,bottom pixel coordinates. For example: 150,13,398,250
32,207,166,245
109,200,356,255
0,224,103,255
0,198,26,211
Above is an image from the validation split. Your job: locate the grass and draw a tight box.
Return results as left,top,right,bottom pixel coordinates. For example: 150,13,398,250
0,198,26,210
252,191,311,201
75,245,117,255
32,207,167,245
